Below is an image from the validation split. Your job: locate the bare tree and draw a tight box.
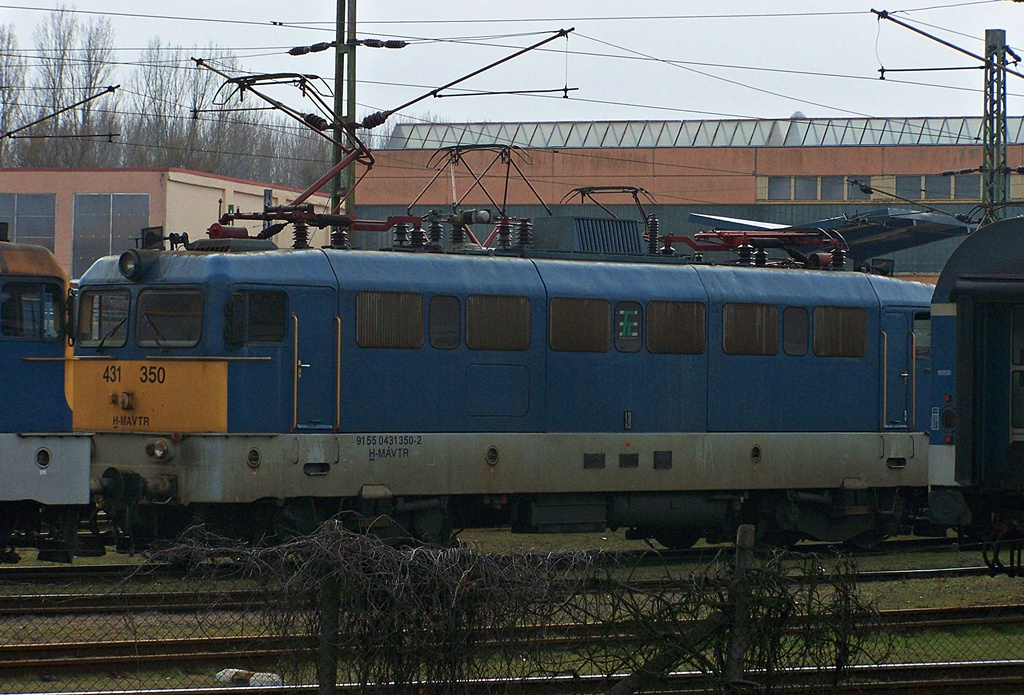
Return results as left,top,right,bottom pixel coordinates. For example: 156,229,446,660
0,24,26,165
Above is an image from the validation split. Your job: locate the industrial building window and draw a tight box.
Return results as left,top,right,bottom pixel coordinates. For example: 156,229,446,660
429,295,460,349
767,177,791,200
137,289,203,348
793,176,817,200
549,297,610,352
647,301,705,354
0,282,62,339
466,295,530,351
357,291,423,349
813,306,867,357
895,176,922,200
72,193,150,279
820,177,845,200
0,194,57,251
77,290,129,347
615,301,643,353
723,303,778,355
954,174,981,200
848,177,872,200
782,306,808,356
765,176,874,201
924,175,950,200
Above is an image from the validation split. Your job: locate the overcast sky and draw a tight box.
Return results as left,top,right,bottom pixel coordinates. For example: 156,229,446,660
3,1,1024,127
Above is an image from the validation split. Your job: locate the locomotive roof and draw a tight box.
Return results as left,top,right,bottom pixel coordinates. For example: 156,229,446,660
0,241,67,280
78,245,931,309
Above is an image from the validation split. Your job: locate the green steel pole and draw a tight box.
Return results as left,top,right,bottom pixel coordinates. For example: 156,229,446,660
345,0,357,213
330,0,345,215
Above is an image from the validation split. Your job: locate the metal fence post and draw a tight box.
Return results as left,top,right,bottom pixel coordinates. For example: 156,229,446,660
726,524,755,684
318,572,340,695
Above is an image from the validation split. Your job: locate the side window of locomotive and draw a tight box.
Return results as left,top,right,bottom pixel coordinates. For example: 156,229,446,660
227,290,288,346
356,291,423,349
77,290,130,347
136,289,204,348
913,312,931,358
615,301,643,353
466,294,530,351
0,282,62,340
549,297,610,352
247,291,287,343
812,306,867,357
429,295,460,349
783,306,808,356
722,303,777,355
647,300,706,354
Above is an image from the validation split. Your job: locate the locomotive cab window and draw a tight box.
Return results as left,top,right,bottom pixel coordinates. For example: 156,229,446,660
723,303,778,355
429,295,460,349
0,281,62,340
467,294,530,351
550,297,610,352
783,306,808,356
77,289,130,347
647,301,705,354
357,291,423,349
226,290,287,346
813,306,867,357
136,289,203,348
914,313,931,358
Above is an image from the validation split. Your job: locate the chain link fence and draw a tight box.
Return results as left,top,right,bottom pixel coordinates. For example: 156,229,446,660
1,523,1022,694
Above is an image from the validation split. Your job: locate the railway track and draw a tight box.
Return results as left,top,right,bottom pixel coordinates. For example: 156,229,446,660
0,564,997,616
0,536,978,586
2,605,1022,675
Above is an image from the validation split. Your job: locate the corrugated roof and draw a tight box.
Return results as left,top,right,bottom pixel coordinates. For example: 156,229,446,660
384,117,1021,150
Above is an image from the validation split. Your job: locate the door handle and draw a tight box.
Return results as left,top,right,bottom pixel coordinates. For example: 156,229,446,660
298,361,311,378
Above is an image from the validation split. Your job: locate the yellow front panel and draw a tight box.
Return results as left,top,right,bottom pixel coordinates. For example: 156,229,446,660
72,360,228,433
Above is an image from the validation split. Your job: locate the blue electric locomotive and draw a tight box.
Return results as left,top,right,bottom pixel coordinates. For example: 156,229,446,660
71,219,934,551
0,235,91,561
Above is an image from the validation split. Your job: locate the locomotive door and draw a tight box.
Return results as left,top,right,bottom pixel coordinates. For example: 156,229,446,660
291,287,339,431
882,310,911,429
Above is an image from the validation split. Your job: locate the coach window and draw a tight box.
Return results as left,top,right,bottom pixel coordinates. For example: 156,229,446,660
783,306,808,356
356,291,423,349
466,294,530,351
813,306,867,357
77,290,129,347
137,289,203,348
550,297,610,352
614,301,643,353
723,303,778,355
429,295,460,349
0,282,62,340
647,301,705,354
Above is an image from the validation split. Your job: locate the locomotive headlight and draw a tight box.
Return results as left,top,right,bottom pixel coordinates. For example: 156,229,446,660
145,438,175,461
118,249,142,279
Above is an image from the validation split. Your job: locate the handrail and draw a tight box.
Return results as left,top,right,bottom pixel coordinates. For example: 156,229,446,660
881,329,888,429
292,313,299,433
335,315,341,432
